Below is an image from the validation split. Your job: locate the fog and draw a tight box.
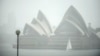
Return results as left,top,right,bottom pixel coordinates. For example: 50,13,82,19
0,0,100,56
0,0,100,32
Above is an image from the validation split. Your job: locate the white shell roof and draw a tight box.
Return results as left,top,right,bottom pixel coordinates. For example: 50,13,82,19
55,6,89,36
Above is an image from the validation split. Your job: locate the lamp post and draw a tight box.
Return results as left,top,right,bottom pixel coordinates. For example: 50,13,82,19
16,30,21,56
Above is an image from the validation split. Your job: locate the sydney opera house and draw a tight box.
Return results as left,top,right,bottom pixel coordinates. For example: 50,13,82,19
13,6,100,50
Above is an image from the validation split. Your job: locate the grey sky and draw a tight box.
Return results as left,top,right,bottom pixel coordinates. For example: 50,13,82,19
0,0,100,33
0,1,100,56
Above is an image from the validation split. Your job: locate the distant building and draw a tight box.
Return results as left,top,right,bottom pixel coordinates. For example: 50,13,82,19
13,6,100,50
0,12,16,34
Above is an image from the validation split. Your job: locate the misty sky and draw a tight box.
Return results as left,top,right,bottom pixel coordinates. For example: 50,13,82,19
0,1,100,56
0,0,100,34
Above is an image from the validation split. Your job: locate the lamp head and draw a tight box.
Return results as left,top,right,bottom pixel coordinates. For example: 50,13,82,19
16,30,20,36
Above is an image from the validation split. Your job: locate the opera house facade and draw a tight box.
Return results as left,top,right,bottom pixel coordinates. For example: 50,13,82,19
13,6,100,50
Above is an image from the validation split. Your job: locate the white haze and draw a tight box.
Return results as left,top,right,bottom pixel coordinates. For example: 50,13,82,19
0,0,100,33
0,0,100,56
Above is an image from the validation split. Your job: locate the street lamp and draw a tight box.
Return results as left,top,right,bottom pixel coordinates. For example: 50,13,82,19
16,30,21,56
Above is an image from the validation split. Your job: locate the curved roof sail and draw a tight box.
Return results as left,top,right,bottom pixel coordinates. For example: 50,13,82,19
23,19,46,36
62,6,88,36
23,23,40,36
36,11,53,36
54,6,88,36
32,18,49,36
54,18,82,36
24,11,53,37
